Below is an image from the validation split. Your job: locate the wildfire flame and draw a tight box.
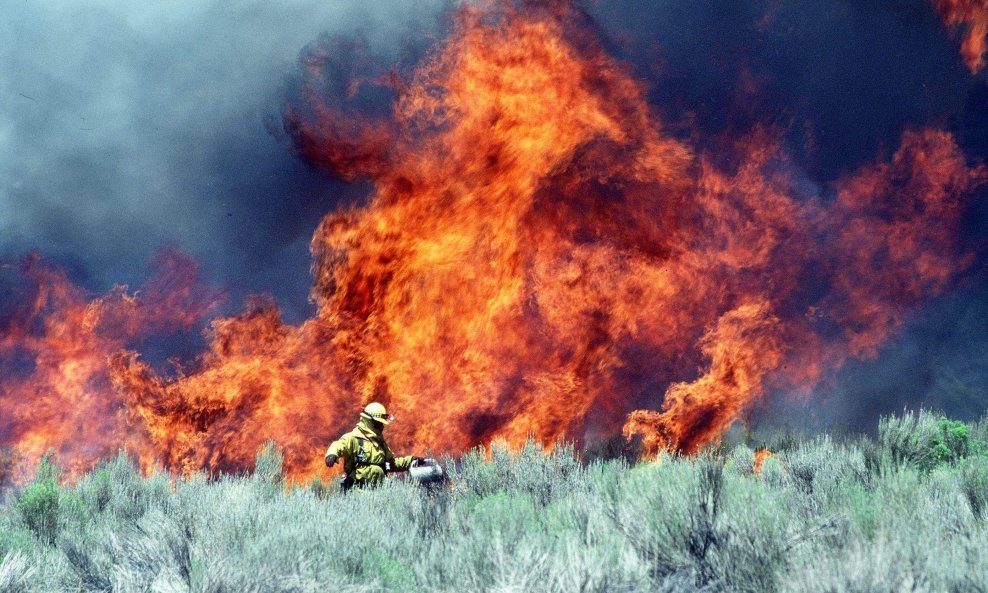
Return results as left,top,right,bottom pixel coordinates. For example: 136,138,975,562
2,1,986,480
931,0,988,74
0,250,221,479
753,449,774,476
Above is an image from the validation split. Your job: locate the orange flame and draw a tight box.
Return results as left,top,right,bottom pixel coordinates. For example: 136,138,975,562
0,250,221,479
932,0,988,74
753,448,774,476
2,1,986,480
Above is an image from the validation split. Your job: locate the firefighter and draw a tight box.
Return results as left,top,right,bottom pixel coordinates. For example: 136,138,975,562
324,402,423,491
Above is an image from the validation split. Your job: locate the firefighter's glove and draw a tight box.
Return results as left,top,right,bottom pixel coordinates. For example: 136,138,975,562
411,456,426,465
325,454,339,467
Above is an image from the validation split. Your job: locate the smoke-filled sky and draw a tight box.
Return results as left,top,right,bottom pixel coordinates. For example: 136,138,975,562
2,0,987,438
1,0,447,322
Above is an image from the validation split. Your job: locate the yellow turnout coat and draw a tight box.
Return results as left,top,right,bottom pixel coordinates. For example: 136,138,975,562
325,417,412,486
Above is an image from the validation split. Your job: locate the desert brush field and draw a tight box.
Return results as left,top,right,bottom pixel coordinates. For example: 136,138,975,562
1,409,987,593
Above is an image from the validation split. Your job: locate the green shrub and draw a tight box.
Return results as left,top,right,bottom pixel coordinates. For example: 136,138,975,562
59,534,112,592
791,436,866,483
879,409,941,470
451,442,506,498
960,455,988,519
80,467,114,514
253,440,286,501
681,458,724,586
15,453,61,544
841,481,878,539
728,444,756,476
254,440,284,485
928,417,976,467
74,450,153,522
457,490,540,542
306,476,333,499
759,455,786,489
606,455,706,581
1,412,987,592
361,550,415,590
714,474,788,593
450,438,581,505
0,520,35,560
0,447,17,496
879,410,987,472
0,551,35,593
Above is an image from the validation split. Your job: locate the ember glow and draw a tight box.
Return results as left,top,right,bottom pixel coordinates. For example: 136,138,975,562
932,0,988,73
753,449,775,476
2,1,986,479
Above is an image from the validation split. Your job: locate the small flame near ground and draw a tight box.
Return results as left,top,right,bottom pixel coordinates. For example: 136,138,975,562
1,1,986,481
753,449,775,477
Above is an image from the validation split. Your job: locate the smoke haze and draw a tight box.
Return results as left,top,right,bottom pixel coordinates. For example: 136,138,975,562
1,0,447,322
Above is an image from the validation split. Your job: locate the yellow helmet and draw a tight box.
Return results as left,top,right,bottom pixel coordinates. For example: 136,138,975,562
360,402,394,425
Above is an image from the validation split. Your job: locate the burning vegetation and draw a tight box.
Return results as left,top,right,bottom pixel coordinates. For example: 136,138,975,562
931,0,988,74
1,1,986,480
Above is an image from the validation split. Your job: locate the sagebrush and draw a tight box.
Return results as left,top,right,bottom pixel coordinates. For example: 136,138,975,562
1,410,986,592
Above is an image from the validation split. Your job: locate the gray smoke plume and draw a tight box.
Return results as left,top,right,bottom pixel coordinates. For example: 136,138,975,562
0,0,446,322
